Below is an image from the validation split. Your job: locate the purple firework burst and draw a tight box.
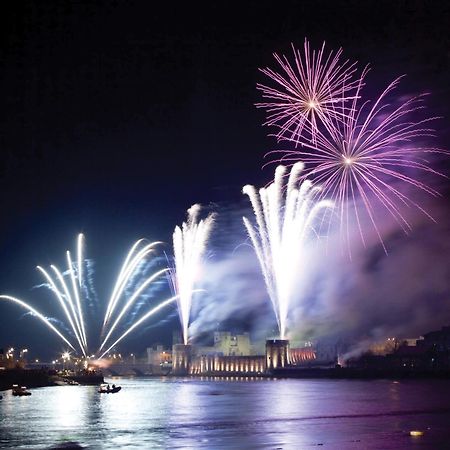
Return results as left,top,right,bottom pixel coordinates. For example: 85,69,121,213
257,39,361,145
267,67,447,253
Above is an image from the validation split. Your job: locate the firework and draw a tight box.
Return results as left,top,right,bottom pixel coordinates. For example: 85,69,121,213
102,240,162,329
98,295,178,359
257,39,360,145
0,295,77,351
270,72,447,252
98,267,168,353
243,163,332,339
169,204,215,345
0,234,173,357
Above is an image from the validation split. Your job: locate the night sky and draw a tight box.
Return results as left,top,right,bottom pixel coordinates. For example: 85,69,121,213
0,1,449,359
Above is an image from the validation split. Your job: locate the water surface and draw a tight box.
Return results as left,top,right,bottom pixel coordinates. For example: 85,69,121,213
1,377,449,449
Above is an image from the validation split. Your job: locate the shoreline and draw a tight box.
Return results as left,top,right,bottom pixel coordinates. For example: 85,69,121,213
0,369,104,391
2,367,450,391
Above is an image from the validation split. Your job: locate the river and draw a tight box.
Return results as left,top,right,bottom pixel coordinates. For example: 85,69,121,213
1,377,450,449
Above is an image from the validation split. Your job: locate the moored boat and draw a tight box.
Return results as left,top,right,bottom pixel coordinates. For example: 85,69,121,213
55,378,80,386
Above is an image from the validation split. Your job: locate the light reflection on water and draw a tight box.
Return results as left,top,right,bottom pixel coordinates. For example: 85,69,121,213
1,377,450,449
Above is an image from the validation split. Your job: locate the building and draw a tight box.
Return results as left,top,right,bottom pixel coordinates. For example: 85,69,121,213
0,347,16,370
190,354,265,375
189,339,316,375
0,348,5,370
146,345,172,374
212,331,252,356
418,326,450,352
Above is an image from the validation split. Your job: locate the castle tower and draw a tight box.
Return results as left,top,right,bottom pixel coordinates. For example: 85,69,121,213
172,344,192,375
265,339,290,372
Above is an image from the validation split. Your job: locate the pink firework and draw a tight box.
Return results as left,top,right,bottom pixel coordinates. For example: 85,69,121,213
257,39,360,145
269,71,447,253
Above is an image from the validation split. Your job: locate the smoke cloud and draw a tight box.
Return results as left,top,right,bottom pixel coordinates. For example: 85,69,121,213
188,195,450,357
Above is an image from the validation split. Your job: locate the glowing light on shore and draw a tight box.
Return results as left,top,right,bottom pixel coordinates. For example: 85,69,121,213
169,204,215,345
257,39,360,145
243,163,332,339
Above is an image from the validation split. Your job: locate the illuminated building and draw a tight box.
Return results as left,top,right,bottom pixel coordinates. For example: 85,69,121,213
146,345,172,374
189,339,316,375
213,332,252,356
265,339,289,370
172,344,192,375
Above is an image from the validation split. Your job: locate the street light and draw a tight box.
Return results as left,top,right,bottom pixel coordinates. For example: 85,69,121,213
62,352,71,371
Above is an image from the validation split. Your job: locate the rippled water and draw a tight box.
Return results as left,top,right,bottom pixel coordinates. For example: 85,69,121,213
1,377,450,449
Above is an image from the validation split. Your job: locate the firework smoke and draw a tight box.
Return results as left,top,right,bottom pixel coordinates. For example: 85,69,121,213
285,198,450,359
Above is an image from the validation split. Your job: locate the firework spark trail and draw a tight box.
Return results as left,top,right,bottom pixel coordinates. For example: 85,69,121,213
102,239,144,327
84,259,99,308
270,72,448,253
0,295,76,351
36,266,86,355
102,240,162,329
99,295,178,359
98,268,168,352
257,39,361,145
50,264,85,352
29,233,89,355
243,163,332,339
1,235,172,357
127,266,167,323
67,250,87,348
170,204,215,345
77,233,83,288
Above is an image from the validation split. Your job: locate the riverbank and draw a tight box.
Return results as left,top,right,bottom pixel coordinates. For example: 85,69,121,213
0,368,57,391
0,369,104,391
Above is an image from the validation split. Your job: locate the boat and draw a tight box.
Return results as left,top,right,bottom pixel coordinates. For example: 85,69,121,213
12,384,32,396
54,378,80,386
98,383,121,394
